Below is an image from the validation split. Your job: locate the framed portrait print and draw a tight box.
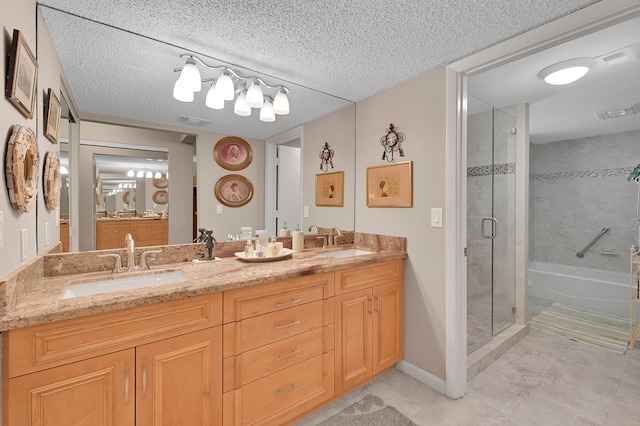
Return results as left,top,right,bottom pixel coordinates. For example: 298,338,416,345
366,161,413,207
315,171,344,207
6,29,38,119
215,174,253,208
44,89,61,143
213,136,252,171
152,190,168,205
152,175,168,189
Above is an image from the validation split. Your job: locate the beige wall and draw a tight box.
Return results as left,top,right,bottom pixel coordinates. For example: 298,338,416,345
1,1,65,276
354,69,448,379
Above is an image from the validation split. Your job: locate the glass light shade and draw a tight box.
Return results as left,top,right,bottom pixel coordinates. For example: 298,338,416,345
60,166,69,175
205,84,224,109
136,170,144,178
538,58,594,85
145,171,153,178
154,171,162,179
179,59,201,92
273,90,290,115
214,72,235,100
259,98,276,122
127,169,134,177
245,81,264,108
234,91,251,116
173,78,194,102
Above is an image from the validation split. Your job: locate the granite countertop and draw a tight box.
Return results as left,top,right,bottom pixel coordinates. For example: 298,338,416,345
0,244,406,332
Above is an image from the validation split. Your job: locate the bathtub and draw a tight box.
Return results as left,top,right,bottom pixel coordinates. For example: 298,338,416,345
528,262,629,318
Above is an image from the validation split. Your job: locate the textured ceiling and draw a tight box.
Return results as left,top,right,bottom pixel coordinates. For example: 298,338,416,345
39,0,600,140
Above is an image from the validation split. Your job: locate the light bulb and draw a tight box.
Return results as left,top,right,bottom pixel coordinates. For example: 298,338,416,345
259,97,276,122
234,91,251,116
273,90,290,115
205,83,224,109
245,81,264,108
173,78,194,102
179,58,201,92
214,72,235,100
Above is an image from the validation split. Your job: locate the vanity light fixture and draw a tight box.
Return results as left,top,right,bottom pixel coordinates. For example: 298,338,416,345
173,54,290,122
538,58,595,85
127,169,135,177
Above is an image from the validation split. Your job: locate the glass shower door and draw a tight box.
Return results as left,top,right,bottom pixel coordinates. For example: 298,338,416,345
467,96,516,354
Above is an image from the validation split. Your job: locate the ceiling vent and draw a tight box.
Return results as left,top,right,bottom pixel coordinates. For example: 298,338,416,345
177,115,210,126
597,103,640,120
595,46,637,68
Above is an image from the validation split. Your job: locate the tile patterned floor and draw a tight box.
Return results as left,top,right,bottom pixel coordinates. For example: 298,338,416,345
297,313,640,425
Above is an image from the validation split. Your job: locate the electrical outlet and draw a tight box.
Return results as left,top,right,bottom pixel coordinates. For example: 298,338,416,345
45,222,51,245
20,229,28,260
0,211,4,248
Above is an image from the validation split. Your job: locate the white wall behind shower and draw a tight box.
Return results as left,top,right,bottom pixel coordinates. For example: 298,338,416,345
530,129,640,273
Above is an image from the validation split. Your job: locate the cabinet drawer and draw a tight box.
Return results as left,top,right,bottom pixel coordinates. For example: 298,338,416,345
224,351,334,426
223,272,333,323
224,325,334,391
228,300,328,354
4,293,222,378
334,259,403,294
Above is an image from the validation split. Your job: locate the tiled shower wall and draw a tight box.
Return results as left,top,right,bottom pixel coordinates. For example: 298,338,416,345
530,129,640,273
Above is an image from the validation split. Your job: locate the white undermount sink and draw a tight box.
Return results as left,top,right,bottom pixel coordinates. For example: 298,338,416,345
62,270,190,299
323,249,375,258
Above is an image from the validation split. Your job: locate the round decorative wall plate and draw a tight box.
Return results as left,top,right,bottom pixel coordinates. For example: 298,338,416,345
43,151,61,210
5,125,39,213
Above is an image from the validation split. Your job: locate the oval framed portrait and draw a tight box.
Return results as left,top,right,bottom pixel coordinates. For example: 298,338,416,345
152,174,168,189
214,174,253,208
152,189,168,205
213,136,252,171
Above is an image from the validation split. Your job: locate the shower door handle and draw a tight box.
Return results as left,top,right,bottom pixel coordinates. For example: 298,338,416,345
481,217,497,239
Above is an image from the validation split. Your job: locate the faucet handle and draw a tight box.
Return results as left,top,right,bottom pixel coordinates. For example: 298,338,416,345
98,254,123,273
140,250,162,270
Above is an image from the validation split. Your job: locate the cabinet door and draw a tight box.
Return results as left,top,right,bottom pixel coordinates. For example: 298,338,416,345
334,288,372,395
373,280,403,375
136,327,222,426
6,349,135,426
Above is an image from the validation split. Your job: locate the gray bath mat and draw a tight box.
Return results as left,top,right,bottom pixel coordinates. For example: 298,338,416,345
317,394,417,425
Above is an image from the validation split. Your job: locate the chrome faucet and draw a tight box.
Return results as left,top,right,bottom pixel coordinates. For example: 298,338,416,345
98,253,123,273
316,235,328,250
308,224,318,233
140,250,162,270
329,227,342,246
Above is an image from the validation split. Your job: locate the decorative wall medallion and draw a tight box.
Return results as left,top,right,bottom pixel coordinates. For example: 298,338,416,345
319,142,334,172
43,151,61,210
5,125,39,212
379,123,405,162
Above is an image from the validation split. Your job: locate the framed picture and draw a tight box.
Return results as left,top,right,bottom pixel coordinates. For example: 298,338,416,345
44,89,61,143
366,161,413,207
152,190,168,205
6,29,38,119
315,171,344,207
214,174,253,208
152,175,168,189
213,136,252,171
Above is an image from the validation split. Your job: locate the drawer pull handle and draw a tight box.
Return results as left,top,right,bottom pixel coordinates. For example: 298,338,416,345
276,349,301,361
124,366,130,403
276,320,301,330
276,298,301,308
142,360,148,397
276,383,300,396
369,297,373,314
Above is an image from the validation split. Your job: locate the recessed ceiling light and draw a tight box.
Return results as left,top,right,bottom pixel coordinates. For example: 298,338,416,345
538,58,595,85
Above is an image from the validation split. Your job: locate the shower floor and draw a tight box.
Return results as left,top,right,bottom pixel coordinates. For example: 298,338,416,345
467,289,517,353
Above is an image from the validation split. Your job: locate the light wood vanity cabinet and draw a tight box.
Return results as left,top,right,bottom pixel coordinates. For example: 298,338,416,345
222,273,335,425
95,219,167,250
334,259,403,395
2,293,223,426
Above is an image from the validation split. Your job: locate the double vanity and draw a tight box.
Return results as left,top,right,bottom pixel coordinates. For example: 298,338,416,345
0,233,405,425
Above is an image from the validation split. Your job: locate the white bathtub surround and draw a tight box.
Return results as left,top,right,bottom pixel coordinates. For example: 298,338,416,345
528,262,628,318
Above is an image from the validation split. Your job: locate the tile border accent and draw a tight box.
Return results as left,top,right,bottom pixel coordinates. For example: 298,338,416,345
531,167,633,181
467,162,515,177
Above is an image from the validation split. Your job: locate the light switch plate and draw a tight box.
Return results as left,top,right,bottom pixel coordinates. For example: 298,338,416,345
431,208,443,228
303,206,309,218
45,222,51,245
20,229,28,260
216,204,223,214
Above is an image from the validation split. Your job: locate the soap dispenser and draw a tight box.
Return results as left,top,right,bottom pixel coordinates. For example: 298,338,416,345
125,233,135,271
